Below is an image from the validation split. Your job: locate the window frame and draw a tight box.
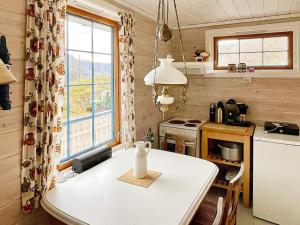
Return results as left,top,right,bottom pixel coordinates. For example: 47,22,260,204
58,6,121,170
213,31,293,70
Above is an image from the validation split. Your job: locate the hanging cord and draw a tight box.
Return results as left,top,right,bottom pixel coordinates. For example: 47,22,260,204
166,0,169,24
162,0,165,24
153,0,161,69
173,0,187,75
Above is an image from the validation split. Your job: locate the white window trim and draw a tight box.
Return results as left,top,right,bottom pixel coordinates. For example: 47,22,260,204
205,21,300,78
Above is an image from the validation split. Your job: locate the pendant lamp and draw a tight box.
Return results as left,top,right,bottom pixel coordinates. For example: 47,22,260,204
144,0,188,118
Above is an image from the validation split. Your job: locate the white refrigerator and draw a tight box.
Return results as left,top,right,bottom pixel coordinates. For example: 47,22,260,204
253,127,300,225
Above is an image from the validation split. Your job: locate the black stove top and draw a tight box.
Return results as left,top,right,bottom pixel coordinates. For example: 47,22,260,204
169,120,186,124
184,123,197,127
187,120,201,123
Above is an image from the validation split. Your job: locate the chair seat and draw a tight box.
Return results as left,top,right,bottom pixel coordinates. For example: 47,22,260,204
190,200,218,225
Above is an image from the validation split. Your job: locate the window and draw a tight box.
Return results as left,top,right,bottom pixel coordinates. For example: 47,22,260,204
214,32,293,70
61,7,120,162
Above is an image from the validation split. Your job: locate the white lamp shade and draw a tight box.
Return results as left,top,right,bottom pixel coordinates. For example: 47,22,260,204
157,95,174,105
0,59,16,84
144,56,187,86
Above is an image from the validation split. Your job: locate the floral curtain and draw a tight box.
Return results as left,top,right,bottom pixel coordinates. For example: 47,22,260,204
21,0,66,212
119,13,136,148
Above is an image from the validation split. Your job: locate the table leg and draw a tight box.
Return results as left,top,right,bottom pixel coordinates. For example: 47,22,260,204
243,136,251,208
201,131,208,159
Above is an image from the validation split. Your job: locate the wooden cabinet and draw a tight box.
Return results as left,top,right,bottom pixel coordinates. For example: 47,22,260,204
201,122,254,208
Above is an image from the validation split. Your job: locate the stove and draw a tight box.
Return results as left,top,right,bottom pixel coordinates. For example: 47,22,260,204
159,118,206,157
160,118,205,131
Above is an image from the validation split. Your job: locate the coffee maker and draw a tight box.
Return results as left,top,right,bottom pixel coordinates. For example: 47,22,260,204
225,99,237,124
237,103,248,124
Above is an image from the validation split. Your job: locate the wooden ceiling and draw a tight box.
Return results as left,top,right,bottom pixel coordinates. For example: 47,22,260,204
112,0,300,27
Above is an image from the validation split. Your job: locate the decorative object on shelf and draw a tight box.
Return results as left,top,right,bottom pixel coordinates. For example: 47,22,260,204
228,64,237,73
247,66,255,72
0,35,16,110
193,47,210,62
133,141,151,179
144,0,188,118
238,63,247,72
200,50,210,62
146,128,154,144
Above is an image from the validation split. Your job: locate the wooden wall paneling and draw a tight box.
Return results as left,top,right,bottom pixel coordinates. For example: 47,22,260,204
217,0,241,20
0,131,22,160
244,0,264,17
0,154,21,184
263,0,279,16
0,0,26,14
0,177,20,208
290,0,300,13
201,0,230,22
10,83,25,108
0,200,21,225
233,0,252,18
0,107,24,135
11,60,26,83
277,0,295,15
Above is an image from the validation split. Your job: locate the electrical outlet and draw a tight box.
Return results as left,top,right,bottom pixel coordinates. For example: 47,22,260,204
243,77,252,83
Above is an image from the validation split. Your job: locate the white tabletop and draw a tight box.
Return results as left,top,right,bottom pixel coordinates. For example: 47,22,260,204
41,148,218,225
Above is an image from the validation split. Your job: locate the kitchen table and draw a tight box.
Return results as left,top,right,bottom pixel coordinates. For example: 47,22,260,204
41,148,218,225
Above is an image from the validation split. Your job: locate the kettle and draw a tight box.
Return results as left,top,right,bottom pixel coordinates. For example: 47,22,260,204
215,101,225,124
133,141,151,179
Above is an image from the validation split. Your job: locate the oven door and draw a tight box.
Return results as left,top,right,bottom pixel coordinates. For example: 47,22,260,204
159,137,196,157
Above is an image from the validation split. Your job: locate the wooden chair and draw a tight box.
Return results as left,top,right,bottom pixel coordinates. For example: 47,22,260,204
221,163,245,225
190,163,245,225
163,133,194,155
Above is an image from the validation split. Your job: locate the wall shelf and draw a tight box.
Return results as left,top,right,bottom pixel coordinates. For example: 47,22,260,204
205,71,300,78
172,62,300,78
172,61,213,75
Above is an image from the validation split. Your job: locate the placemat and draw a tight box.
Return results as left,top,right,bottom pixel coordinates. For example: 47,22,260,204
118,169,162,188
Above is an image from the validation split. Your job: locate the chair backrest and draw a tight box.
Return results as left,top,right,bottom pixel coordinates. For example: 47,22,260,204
221,163,245,225
163,133,193,155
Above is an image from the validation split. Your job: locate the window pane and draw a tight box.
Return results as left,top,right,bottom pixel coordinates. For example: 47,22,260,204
69,119,93,155
69,86,92,120
68,15,92,51
61,126,68,160
63,87,67,121
94,54,112,83
218,53,239,67
93,23,112,54
94,113,112,146
69,51,92,85
240,53,262,66
263,52,288,66
94,84,112,113
240,38,262,52
263,37,288,51
218,39,239,53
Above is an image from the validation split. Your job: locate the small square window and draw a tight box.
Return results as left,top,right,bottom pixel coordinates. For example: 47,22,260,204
214,32,293,70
